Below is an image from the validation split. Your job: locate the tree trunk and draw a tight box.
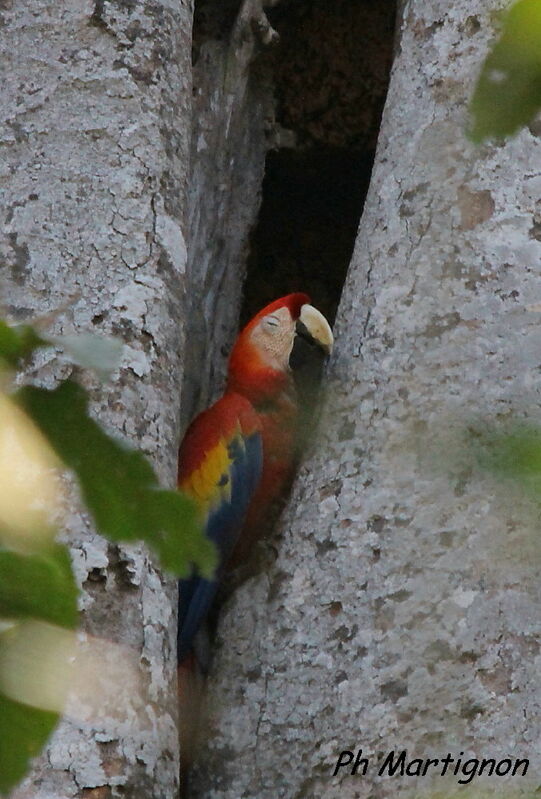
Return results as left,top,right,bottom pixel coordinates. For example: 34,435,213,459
182,0,275,424
1,1,192,796
192,0,541,797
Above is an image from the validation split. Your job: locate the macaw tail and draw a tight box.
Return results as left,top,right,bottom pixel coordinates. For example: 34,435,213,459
178,655,205,793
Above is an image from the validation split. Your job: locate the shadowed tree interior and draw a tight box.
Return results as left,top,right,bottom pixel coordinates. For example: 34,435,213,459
241,0,397,326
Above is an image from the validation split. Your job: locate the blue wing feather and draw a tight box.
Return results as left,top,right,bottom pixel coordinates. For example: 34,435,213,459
177,426,262,664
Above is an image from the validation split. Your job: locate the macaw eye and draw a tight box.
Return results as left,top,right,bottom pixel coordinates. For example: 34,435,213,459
264,316,280,330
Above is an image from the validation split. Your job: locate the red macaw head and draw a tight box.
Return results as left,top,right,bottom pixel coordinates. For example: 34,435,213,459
227,293,333,402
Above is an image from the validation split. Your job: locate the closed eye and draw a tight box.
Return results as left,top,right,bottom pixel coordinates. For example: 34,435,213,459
264,316,280,328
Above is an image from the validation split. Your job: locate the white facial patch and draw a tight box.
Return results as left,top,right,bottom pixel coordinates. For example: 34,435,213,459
250,306,296,371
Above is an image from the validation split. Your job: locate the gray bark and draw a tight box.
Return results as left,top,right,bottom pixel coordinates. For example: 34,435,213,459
183,0,276,423
1,1,192,796
192,1,541,797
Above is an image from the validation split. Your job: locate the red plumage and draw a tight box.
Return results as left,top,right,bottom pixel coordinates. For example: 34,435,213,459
226,293,311,566
177,392,260,486
178,292,331,659
227,293,310,401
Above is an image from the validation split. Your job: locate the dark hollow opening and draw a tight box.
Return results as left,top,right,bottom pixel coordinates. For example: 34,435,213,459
241,0,397,326
241,146,372,327
191,0,242,62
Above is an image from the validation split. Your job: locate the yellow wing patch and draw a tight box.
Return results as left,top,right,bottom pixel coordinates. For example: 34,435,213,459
180,423,244,518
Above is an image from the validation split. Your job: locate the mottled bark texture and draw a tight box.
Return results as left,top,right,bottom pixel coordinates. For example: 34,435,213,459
183,0,276,424
192,1,541,797
1,1,192,796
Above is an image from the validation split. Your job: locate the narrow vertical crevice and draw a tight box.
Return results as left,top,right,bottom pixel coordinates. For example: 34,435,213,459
186,0,396,423
241,146,372,326
241,0,397,325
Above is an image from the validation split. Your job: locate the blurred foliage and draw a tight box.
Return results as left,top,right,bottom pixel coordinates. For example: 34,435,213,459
471,423,541,494
16,380,213,576
0,697,59,796
0,317,123,380
470,0,541,141
0,319,214,796
0,546,78,629
0,321,45,369
0,546,77,793
464,420,541,569
48,333,124,381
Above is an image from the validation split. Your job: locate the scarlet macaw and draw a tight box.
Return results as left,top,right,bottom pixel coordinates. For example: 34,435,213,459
177,293,333,665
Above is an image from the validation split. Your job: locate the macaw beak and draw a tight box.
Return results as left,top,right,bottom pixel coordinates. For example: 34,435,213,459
289,304,333,372
297,304,334,354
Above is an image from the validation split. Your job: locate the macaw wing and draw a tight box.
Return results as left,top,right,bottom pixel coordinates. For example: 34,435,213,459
177,393,262,663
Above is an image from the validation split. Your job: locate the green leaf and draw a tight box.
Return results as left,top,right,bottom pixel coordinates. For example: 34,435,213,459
144,489,215,577
0,318,123,377
469,0,541,142
0,693,58,796
16,379,215,577
0,544,78,629
0,543,77,796
0,321,45,368
473,423,541,490
47,333,123,380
